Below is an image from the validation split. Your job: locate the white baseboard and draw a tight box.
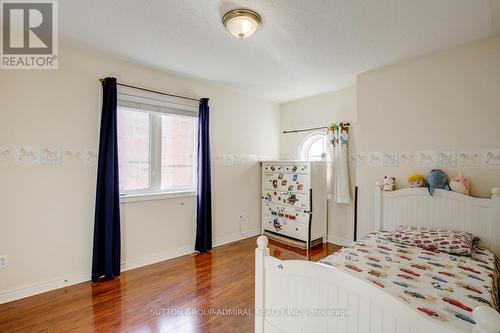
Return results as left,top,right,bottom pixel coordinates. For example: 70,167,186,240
326,235,351,246
0,229,261,305
0,272,89,305
120,245,194,272
212,228,261,247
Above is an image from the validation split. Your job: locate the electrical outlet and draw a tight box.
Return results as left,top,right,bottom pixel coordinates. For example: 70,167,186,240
238,213,247,236
0,255,8,268
239,213,246,222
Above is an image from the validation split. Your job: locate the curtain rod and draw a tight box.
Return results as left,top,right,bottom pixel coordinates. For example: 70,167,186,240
282,126,328,134
98,78,200,102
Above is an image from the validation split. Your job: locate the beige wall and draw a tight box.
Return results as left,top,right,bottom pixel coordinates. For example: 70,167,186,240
2,34,500,300
0,42,280,296
280,36,500,242
280,87,357,243
356,36,500,238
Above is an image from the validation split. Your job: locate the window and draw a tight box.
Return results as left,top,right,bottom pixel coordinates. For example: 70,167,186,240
160,115,196,189
117,86,198,197
117,108,150,191
298,132,328,161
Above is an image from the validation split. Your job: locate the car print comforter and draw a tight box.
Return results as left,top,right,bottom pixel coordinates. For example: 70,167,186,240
319,231,499,333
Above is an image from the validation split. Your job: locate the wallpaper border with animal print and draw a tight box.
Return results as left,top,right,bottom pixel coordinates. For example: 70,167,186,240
0,144,97,166
353,149,500,169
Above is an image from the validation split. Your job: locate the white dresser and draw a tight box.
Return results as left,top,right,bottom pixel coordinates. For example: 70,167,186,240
261,161,327,249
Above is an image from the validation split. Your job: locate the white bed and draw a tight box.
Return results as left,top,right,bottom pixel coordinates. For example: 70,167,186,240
255,183,500,333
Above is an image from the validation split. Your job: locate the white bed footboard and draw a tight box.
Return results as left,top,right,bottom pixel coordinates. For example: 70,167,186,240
255,236,500,333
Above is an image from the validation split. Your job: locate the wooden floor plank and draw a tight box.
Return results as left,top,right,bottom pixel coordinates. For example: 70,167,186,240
0,237,340,333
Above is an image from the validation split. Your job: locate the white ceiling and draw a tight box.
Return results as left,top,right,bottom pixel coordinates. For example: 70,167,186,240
60,0,500,102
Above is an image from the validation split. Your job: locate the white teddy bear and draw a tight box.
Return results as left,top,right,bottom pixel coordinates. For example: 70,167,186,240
382,176,395,191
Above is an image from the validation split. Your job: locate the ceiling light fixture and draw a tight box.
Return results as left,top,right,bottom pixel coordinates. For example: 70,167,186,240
222,9,262,39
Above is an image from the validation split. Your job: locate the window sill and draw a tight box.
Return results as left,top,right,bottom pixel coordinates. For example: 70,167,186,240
120,191,196,203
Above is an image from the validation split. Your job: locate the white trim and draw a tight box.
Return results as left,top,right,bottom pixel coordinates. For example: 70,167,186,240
0,229,261,305
120,191,196,203
0,272,90,305
326,235,351,246
120,245,194,272
212,228,261,247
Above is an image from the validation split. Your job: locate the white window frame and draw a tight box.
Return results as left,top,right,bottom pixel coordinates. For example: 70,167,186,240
117,86,198,202
298,131,328,161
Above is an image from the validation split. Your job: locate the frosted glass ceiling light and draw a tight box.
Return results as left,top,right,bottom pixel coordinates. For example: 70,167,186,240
222,9,262,39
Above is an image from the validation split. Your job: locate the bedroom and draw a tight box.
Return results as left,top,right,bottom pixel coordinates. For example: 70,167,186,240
0,0,500,332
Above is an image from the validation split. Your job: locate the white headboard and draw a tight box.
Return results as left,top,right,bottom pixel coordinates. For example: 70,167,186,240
374,182,500,256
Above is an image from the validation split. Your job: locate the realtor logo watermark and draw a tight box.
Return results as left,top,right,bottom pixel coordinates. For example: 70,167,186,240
1,0,58,69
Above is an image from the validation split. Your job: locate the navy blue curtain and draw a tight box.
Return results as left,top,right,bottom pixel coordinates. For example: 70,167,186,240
195,98,212,253
92,77,121,281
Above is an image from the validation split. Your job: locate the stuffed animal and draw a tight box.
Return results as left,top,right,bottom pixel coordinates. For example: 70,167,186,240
382,176,395,191
427,169,450,196
408,174,426,188
449,174,471,195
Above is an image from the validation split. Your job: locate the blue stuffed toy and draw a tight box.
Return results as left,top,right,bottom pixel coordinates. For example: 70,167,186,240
427,169,450,195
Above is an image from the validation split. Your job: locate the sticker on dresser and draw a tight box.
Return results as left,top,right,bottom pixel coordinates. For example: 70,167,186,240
264,173,309,192
262,190,309,209
261,161,326,250
263,203,309,224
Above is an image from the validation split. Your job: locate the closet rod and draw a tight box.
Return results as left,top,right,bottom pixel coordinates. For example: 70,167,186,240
282,126,328,134
98,78,200,102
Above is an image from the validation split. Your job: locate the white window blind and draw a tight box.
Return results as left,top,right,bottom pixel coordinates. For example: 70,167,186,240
116,85,198,198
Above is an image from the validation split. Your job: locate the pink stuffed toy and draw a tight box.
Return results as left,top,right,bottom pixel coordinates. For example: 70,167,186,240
449,174,471,195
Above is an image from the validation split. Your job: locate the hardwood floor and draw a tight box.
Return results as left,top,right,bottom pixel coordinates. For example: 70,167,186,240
0,237,340,333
